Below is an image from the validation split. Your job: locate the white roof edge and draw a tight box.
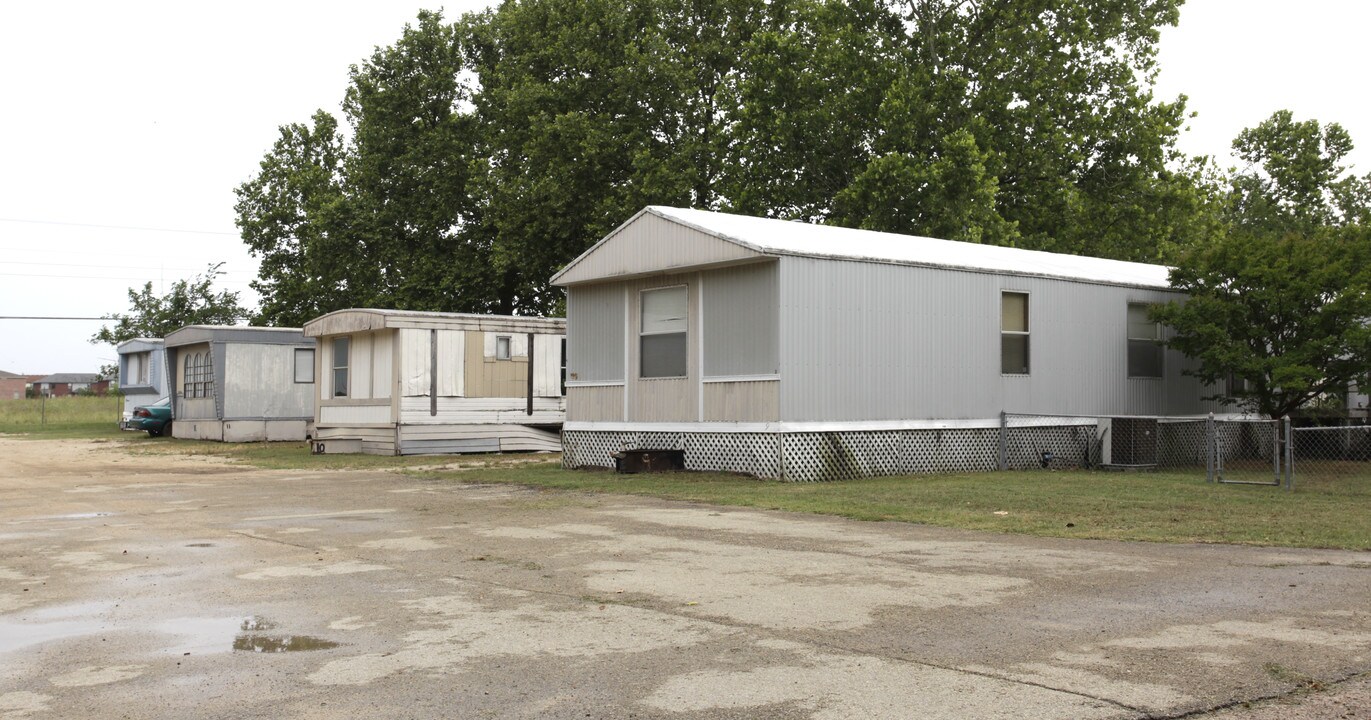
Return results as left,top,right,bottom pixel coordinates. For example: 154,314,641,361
558,206,1176,290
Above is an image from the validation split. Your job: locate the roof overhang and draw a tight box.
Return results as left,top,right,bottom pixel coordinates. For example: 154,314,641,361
302,309,566,338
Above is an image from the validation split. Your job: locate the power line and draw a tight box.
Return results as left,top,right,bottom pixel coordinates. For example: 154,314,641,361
0,271,255,283
0,259,254,274
0,217,238,236
0,316,107,321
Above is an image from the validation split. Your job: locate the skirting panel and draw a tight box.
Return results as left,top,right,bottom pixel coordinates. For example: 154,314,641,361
565,427,1015,482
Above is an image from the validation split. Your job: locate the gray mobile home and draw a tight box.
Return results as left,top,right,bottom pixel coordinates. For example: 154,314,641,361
553,206,1225,481
302,309,566,455
164,326,316,442
116,338,169,421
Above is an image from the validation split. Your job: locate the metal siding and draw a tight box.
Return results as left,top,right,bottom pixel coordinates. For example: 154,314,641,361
400,329,430,396
532,334,565,397
320,404,392,424
351,332,373,400
372,330,393,399
702,261,779,377
436,330,465,397
778,257,1205,421
703,380,779,422
556,212,762,285
566,385,624,421
223,343,314,419
566,283,624,383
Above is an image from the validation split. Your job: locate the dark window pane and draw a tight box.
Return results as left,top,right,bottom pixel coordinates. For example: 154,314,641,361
1001,335,1029,375
333,368,349,397
641,333,687,378
1128,340,1163,378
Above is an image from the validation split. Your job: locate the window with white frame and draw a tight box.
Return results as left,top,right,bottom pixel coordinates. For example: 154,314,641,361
294,348,315,384
496,335,512,361
641,286,688,378
1001,292,1029,375
193,353,204,398
183,354,194,397
1126,303,1163,378
202,352,214,398
332,337,350,397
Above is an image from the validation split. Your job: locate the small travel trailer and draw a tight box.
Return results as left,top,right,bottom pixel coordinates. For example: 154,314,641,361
116,338,169,421
302,309,566,455
553,206,1228,481
163,326,316,442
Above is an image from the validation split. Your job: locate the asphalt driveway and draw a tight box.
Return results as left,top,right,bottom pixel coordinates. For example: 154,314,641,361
1,437,1369,719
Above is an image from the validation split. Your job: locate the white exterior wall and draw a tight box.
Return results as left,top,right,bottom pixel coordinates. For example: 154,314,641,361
776,256,1223,422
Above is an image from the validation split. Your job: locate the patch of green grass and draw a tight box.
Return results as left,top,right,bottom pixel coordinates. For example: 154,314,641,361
0,395,124,437
85,429,1371,549
410,463,1371,550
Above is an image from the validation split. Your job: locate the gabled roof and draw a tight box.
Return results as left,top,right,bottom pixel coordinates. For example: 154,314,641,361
0,370,22,379
38,373,101,384
551,206,1174,289
303,309,566,338
117,337,164,352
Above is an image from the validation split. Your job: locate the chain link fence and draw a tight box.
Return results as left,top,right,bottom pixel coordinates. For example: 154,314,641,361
1002,413,1292,488
1291,422,1371,485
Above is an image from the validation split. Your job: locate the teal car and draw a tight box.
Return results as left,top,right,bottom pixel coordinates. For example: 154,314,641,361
126,397,173,437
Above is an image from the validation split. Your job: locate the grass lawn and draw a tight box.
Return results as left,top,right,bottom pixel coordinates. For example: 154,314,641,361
412,463,1371,551
14,425,1369,551
0,395,126,439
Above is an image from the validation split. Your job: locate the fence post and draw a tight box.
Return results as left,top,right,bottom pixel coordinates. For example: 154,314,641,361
1205,412,1215,483
998,411,1008,471
1273,418,1282,486
1284,417,1294,491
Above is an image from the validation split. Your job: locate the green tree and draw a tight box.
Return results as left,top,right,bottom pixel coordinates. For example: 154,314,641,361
90,263,248,345
1154,112,1371,418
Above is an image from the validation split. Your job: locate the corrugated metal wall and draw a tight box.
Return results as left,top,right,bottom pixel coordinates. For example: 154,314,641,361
223,344,314,419
777,257,1223,421
702,261,779,377
566,283,625,383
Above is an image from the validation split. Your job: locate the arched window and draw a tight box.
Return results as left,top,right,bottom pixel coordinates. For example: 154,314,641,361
184,354,194,397
203,351,214,398
193,353,204,398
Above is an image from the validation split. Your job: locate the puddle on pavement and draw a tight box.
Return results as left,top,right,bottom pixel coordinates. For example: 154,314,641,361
233,635,340,653
240,616,277,631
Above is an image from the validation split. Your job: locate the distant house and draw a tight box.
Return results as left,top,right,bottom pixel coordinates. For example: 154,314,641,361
553,206,1228,481
164,326,316,442
302,309,567,455
35,373,110,397
117,338,170,418
0,370,26,400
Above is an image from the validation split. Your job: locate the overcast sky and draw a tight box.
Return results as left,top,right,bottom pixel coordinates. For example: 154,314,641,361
1,0,1368,376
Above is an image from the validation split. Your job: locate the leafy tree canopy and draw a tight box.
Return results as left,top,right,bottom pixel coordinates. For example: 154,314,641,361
239,0,1203,320
90,263,249,346
1155,111,1371,418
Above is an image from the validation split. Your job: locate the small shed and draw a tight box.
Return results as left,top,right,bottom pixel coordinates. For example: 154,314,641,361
302,309,566,455
552,206,1227,481
35,373,109,397
116,338,169,418
163,326,316,442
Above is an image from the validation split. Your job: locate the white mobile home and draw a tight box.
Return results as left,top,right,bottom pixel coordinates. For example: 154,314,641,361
116,338,169,420
302,310,566,455
164,326,316,442
553,206,1225,481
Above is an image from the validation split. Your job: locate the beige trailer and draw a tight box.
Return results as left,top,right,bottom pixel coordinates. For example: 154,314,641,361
302,309,566,455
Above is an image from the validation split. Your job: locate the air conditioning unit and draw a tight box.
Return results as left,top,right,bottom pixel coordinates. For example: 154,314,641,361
1097,417,1158,468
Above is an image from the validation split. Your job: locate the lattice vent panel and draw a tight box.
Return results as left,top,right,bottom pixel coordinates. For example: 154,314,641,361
684,433,781,477
1003,425,1096,470
1157,420,1207,468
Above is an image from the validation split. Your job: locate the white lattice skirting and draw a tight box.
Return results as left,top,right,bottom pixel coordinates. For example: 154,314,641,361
564,425,1117,482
